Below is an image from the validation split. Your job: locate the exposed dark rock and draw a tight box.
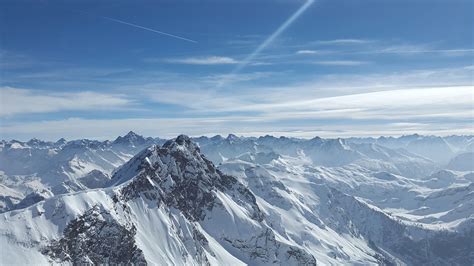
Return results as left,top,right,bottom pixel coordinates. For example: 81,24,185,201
224,228,316,265
42,206,146,265
115,135,263,222
327,187,474,265
10,190,52,211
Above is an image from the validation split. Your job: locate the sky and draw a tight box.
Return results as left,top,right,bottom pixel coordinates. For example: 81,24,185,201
0,0,473,141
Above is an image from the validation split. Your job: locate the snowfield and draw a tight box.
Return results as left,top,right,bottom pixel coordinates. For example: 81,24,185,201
0,133,472,265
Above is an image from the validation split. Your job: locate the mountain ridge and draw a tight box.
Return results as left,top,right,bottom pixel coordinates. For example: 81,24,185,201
0,133,472,264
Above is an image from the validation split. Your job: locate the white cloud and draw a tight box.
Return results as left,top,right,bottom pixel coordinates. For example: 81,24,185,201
296,50,322,55
365,44,474,56
314,39,372,45
2,115,472,141
295,40,473,58
226,34,264,47
373,44,432,54
312,60,370,66
0,87,132,117
164,56,239,65
138,66,474,124
245,86,474,121
2,66,473,140
202,72,275,85
0,50,44,70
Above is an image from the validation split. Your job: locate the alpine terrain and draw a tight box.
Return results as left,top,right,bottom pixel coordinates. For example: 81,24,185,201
0,133,473,265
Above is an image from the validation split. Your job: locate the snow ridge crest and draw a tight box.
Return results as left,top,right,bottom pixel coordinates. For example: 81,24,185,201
112,135,262,222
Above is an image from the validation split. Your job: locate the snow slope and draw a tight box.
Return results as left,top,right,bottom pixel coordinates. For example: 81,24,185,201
0,131,164,188
1,135,472,265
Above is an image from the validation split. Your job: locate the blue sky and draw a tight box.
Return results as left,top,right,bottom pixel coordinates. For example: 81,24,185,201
0,0,473,140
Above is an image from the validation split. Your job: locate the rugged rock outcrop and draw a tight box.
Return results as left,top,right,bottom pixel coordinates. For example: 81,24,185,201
42,206,146,265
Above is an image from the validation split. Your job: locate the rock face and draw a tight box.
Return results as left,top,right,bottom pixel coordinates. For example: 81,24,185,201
42,206,146,265
13,189,53,210
114,135,263,222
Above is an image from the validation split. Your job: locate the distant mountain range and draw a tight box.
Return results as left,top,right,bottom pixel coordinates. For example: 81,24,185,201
0,132,473,264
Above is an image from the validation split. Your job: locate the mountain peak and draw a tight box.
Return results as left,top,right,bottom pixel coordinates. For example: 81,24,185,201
125,131,139,137
112,134,262,222
210,135,224,141
226,133,239,140
163,134,200,153
121,131,143,141
56,138,67,143
113,131,146,146
26,138,49,147
175,134,190,145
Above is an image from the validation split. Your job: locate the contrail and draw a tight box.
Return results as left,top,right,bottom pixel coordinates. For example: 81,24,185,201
218,0,314,87
100,16,197,43
75,10,197,43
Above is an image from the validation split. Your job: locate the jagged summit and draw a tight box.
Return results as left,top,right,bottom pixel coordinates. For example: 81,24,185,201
226,133,239,141
126,130,139,136
55,138,67,146
116,130,141,140
108,135,263,227
163,134,200,152
210,134,224,141
26,138,51,147
113,131,147,146
112,135,211,183
26,138,41,145
111,135,260,219
310,136,323,142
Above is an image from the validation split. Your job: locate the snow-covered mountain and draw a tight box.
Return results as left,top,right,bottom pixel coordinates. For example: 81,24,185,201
195,134,438,178
1,135,315,264
0,132,165,197
348,134,473,164
448,152,474,171
0,133,472,264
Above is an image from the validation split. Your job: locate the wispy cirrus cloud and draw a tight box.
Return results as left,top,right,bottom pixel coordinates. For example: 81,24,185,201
293,40,473,58
0,87,133,117
2,89,472,140
312,60,370,66
226,34,264,48
150,56,271,66
140,66,474,118
296,50,328,55
201,71,276,85
0,50,54,70
143,84,473,120
1,66,473,140
370,44,474,56
313,39,373,45
163,56,240,65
